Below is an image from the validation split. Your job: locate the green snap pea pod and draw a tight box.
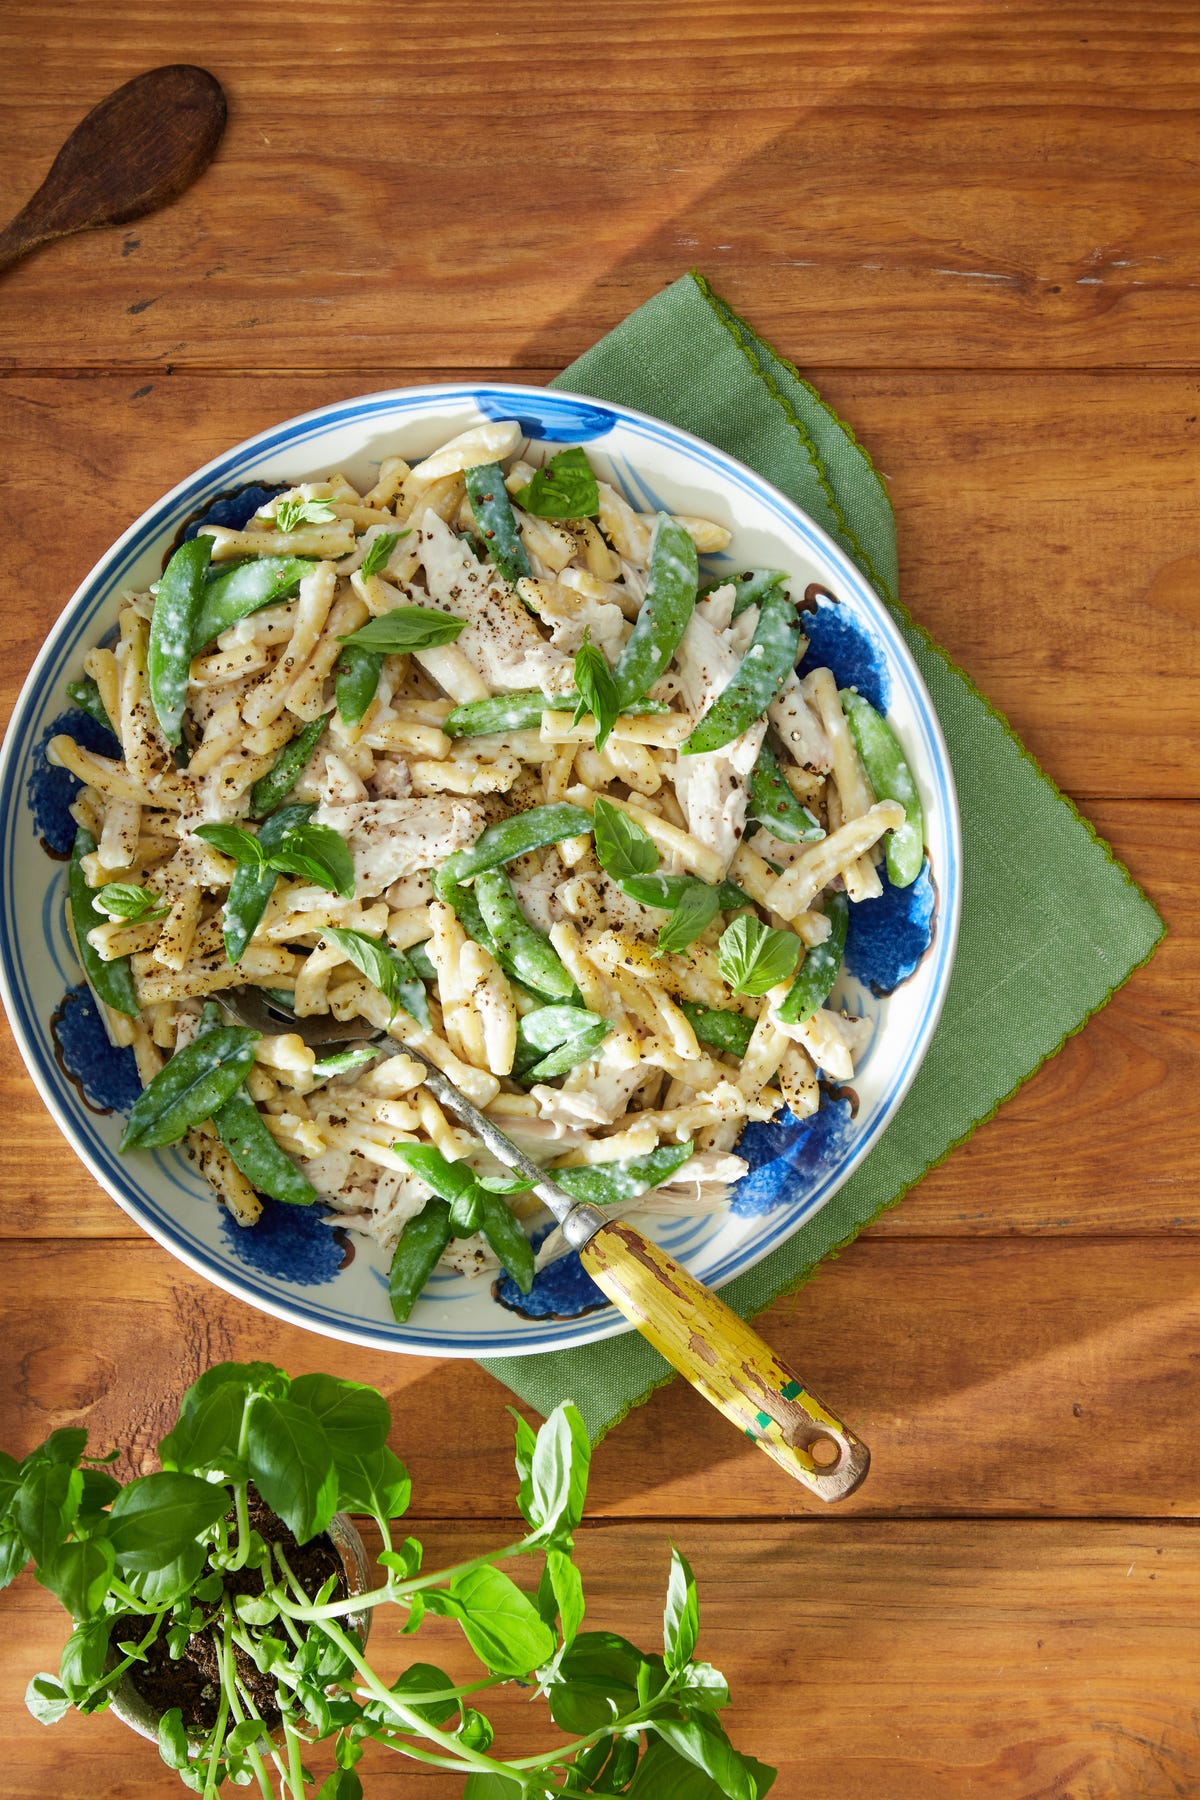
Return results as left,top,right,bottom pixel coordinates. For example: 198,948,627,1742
678,1001,756,1060
433,871,499,956
443,689,669,738
212,1085,317,1205
310,1045,380,1081
775,891,849,1026
551,1141,695,1207
681,587,802,756
249,712,331,818
473,868,576,1002
701,568,789,620
747,742,824,843
518,1021,609,1082
69,828,139,1017
222,803,314,966
190,556,314,652
440,804,594,885
477,1190,534,1294
66,677,115,736
387,1197,453,1323
611,514,699,709
464,461,532,588
840,689,925,888
334,642,383,727
148,537,213,746
619,873,751,913
511,1004,611,1082
120,1025,260,1151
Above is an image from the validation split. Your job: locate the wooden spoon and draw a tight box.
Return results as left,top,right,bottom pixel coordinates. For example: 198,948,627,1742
0,65,226,278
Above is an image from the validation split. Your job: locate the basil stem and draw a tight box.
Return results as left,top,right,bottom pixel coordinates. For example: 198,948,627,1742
212,1086,317,1206
775,891,849,1026
464,462,532,588
474,869,576,1003
69,828,139,1018
249,713,330,818
222,803,314,966
335,641,383,727
439,804,593,885
747,742,824,843
611,515,699,709
681,587,802,755
840,689,925,888
148,537,213,746
190,556,313,652
120,1025,260,1151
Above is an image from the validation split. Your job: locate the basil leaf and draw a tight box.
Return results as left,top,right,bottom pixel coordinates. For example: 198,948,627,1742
655,883,721,958
193,823,268,868
444,1563,556,1677
25,1674,71,1725
158,1380,248,1476
57,1618,114,1704
528,1404,591,1545
35,1538,115,1622
716,915,802,998
321,927,429,1027
289,1373,391,1459
127,1540,208,1609
359,530,407,578
652,1714,771,1800
591,796,659,882
119,1024,260,1150
220,802,314,967
511,1004,611,1082
274,497,338,532
14,1463,82,1565
267,822,356,899
246,1395,338,1544
572,637,619,751
539,1546,585,1649
107,1471,230,1571
334,1445,412,1522
544,1631,643,1734
337,607,466,654
91,882,170,923
522,1022,609,1081
662,1546,699,1672
511,446,599,519
0,1528,28,1592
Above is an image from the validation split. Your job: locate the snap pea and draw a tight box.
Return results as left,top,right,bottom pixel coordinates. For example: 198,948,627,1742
840,689,925,888
222,803,314,966
394,1144,534,1295
747,741,824,843
249,712,330,818
678,1001,756,1061
619,873,751,913
681,586,802,756
775,891,849,1026
701,567,789,620
433,871,499,957
477,1190,534,1293
66,677,115,736
443,689,668,738
148,537,213,746
120,1024,260,1151
334,642,383,727
387,1197,453,1323
474,868,576,1002
310,1045,380,1081
611,514,699,708
552,1141,695,1207
69,828,139,1018
464,461,532,588
212,1085,317,1206
511,1004,610,1082
439,804,593,885
190,556,314,652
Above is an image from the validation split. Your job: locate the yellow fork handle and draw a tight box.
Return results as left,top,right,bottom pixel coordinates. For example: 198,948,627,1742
580,1221,870,1502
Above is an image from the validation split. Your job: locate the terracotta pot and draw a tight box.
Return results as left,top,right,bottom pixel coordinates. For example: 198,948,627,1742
109,1511,371,1745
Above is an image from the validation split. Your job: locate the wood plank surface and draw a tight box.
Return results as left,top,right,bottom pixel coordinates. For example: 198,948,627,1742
0,4,1197,372
4,1520,1200,1799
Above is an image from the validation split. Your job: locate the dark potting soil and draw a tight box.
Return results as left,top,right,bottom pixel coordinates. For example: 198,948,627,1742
121,1488,348,1734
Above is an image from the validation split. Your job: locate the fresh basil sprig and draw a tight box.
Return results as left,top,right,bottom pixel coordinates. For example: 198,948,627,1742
91,883,170,924
321,927,430,1027
273,496,338,532
194,819,354,901
337,606,466,655
120,1024,261,1151
591,796,658,882
716,914,802,996
358,529,408,578
511,445,600,519
654,882,722,958
572,632,619,751
512,1003,612,1082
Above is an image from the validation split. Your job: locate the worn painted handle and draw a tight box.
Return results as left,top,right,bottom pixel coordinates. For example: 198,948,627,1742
580,1221,870,1501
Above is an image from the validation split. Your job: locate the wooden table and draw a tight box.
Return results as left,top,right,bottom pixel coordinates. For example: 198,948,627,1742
1,3,1197,1794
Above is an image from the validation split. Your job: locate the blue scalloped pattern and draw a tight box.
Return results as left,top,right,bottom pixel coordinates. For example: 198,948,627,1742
181,482,284,541
29,711,121,854
473,392,617,442
845,860,936,996
51,983,142,1114
219,1197,346,1285
493,1223,607,1320
798,599,890,713
730,1099,857,1217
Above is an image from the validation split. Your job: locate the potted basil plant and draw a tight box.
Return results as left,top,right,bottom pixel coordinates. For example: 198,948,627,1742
1,1360,774,1798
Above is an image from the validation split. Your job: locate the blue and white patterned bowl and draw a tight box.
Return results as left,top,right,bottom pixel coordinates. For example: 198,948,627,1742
0,384,960,1357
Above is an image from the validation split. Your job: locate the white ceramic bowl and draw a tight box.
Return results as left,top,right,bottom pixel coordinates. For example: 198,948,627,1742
0,383,960,1356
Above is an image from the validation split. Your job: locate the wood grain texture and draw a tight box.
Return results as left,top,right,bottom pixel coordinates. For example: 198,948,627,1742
3,1520,1200,1798
0,3,1197,371
4,1235,1200,1522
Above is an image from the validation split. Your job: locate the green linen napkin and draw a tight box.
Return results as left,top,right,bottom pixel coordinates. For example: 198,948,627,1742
478,271,1164,1438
